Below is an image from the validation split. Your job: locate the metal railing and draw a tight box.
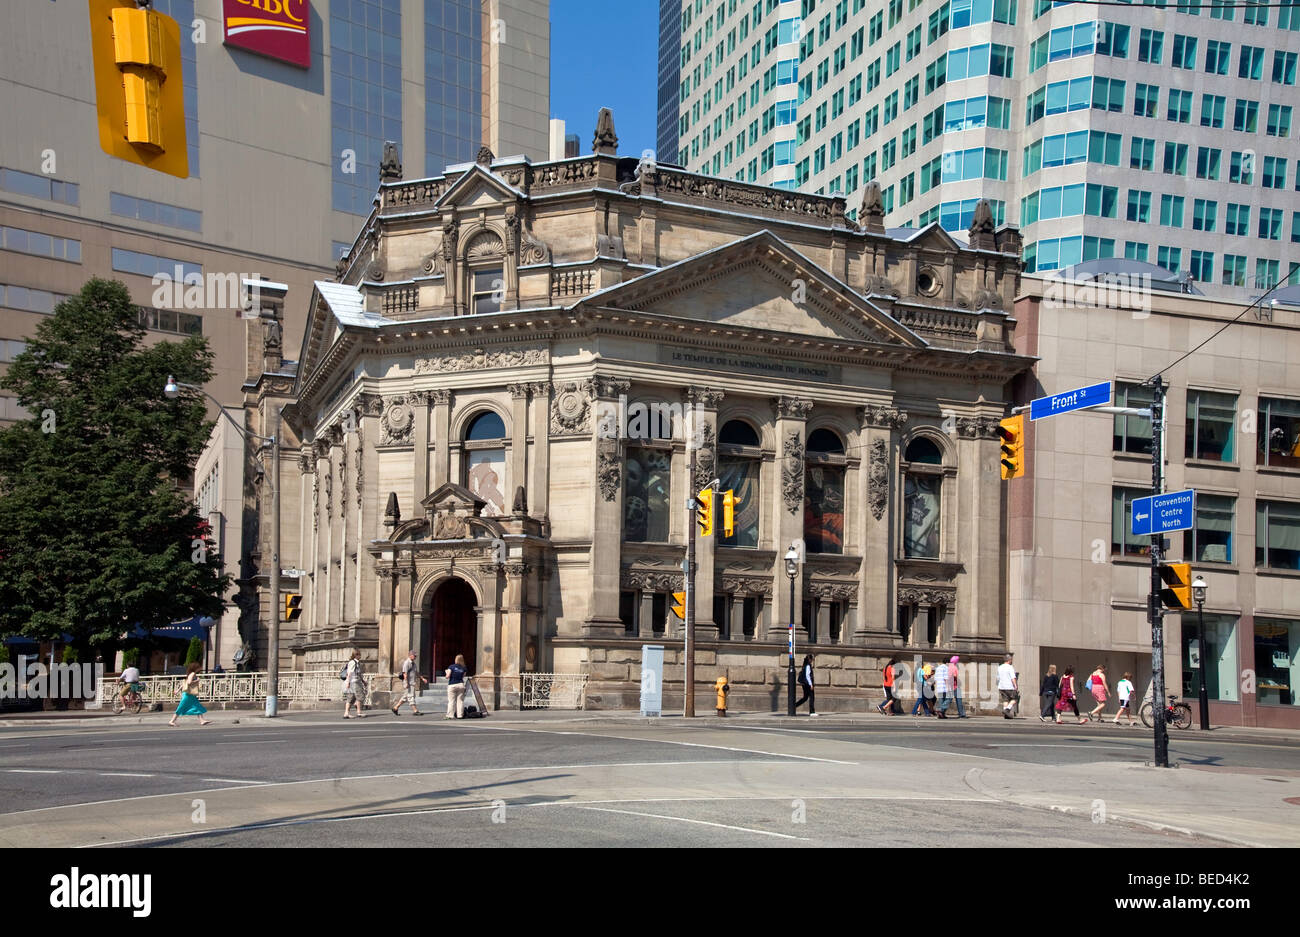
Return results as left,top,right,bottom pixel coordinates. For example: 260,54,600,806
126,671,398,707
519,673,589,710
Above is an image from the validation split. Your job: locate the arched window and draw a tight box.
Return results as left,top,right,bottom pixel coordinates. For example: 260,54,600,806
463,411,506,515
464,230,507,315
625,407,673,542
804,428,846,554
718,419,761,548
903,435,944,558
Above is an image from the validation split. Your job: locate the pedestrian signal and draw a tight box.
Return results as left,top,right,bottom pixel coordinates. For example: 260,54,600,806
1159,563,1192,610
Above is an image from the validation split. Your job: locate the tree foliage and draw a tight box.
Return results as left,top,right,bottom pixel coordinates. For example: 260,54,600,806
0,278,230,652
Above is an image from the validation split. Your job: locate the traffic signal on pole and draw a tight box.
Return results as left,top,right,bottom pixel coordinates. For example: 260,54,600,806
721,489,738,538
1159,563,1192,610
285,593,302,622
89,0,189,178
998,414,1025,480
696,488,714,536
670,591,687,620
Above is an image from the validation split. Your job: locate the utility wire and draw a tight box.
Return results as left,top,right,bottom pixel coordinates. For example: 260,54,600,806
1029,1,1300,8
1146,261,1300,383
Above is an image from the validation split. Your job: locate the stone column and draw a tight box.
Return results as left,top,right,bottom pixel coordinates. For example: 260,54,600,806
638,590,655,639
312,437,331,628
501,561,529,695
411,391,431,502
957,416,1004,646
769,395,813,640
729,594,745,641
528,382,550,517
508,384,529,503
376,568,396,670
856,405,907,644
686,386,723,641
584,376,630,636
431,389,451,489
354,394,383,622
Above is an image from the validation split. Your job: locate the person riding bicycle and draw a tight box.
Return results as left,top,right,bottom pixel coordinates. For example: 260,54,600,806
118,664,143,700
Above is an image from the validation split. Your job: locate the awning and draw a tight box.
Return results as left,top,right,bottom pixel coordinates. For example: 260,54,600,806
127,616,214,641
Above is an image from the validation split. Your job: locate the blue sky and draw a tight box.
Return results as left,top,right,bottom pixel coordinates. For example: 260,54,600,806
549,1,660,158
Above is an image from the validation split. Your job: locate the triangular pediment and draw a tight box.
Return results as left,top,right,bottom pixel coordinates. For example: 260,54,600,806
421,482,486,513
433,164,521,211
583,231,924,348
295,280,392,395
902,222,964,254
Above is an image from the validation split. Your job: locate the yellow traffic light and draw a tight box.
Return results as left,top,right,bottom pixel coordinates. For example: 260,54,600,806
721,489,738,538
89,0,189,178
696,488,715,537
285,593,302,622
1159,563,1192,610
998,414,1025,480
670,591,687,620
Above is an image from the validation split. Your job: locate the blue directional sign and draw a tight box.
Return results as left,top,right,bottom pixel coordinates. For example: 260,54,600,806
1131,489,1196,537
1029,381,1112,421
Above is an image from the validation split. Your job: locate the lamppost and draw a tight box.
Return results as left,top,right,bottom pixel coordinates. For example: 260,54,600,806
165,376,283,717
785,544,798,717
1192,574,1209,731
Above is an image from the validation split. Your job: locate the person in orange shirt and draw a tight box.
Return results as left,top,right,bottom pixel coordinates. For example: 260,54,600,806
878,658,900,715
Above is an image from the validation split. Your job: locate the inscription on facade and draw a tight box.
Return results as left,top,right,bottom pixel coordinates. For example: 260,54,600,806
658,347,841,383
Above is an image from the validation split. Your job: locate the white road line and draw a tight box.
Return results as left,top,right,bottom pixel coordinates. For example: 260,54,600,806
99,772,154,778
214,739,286,745
0,759,790,817
572,804,807,840
200,778,266,785
476,724,859,765
988,743,1134,749
7,769,60,774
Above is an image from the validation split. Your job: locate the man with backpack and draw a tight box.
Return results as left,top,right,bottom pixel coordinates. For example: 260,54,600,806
391,650,426,716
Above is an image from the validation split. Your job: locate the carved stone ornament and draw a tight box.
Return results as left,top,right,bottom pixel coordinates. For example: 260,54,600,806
519,227,551,265
465,230,505,260
691,421,716,492
441,219,459,261
324,470,333,520
957,416,1002,439
381,396,415,446
508,383,530,399
809,581,857,600
354,444,363,507
596,234,625,260
590,376,631,400
414,346,548,373
685,386,724,410
379,141,402,182
299,447,314,474
422,248,445,276
311,473,319,532
860,405,909,430
782,430,805,515
719,576,774,596
592,107,618,155
597,439,621,503
432,512,469,540
476,145,495,166
550,382,591,436
898,587,955,607
968,199,998,251
868,438,889,521
356,393,384,418
622,570,685,592
776,396,814,421
860,180,886,233
504,210,521,256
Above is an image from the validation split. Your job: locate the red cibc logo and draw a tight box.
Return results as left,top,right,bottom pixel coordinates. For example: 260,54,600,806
222,0,311,69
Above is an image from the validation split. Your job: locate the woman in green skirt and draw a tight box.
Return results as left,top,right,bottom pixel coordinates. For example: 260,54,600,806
170,663,212,726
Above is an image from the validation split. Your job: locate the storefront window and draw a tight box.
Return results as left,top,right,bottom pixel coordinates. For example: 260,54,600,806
804,428,845,555
1255,618,1299,707
624,447,671,542
1181,613,1240,702
1185,389,1236,462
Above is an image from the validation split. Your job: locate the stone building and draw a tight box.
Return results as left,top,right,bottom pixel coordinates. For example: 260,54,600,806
240,111,1032,710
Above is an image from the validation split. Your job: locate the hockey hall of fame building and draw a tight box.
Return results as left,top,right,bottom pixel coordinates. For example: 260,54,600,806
246,113,1031,711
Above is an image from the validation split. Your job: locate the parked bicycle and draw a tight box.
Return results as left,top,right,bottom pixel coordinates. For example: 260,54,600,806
112,683,144,715
1138,694,1193,730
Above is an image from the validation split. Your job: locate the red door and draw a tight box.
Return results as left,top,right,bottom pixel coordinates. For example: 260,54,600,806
429,578,477,680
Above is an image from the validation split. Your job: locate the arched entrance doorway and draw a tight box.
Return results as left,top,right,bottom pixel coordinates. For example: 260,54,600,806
422,578,477,681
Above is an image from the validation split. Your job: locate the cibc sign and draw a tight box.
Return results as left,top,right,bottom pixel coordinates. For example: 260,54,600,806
222,0,311,69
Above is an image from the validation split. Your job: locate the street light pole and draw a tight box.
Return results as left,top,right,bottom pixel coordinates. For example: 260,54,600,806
785,545,798,717
1193,575,1209,731
1147,374,1170,767
164,376,282,717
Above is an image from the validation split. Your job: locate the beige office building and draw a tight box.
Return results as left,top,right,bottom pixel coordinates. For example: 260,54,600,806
1009,271,1300,729
1,0,550,420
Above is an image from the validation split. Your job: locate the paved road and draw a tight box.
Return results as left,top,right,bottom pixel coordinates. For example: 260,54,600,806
1,713,1296,847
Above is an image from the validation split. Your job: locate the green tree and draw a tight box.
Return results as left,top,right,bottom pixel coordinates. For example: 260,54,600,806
184,636,204,667
0,278,229,656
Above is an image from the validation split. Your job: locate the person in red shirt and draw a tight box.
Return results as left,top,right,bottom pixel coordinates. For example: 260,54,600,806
877,658,900,715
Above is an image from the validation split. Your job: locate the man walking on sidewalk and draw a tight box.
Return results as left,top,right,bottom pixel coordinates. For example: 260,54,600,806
997,653,1018,719
391,650,425,716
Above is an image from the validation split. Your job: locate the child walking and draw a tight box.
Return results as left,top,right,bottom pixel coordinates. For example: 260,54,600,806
1113,672,1136,725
